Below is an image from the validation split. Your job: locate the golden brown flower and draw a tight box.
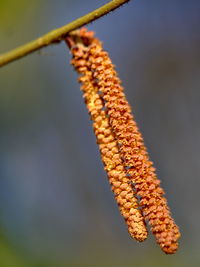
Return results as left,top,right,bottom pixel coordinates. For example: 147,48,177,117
66,28,148,242
66,28,180,254
80,29,180,254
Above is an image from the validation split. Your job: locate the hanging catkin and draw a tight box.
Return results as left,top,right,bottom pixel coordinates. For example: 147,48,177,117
66,29,148,242
66,28,180,254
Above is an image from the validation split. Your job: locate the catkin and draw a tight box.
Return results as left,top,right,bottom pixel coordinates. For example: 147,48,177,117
66,29,148,242
66,28,180,254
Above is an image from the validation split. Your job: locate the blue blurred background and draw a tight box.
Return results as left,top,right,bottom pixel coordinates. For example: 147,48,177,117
0,0,200,266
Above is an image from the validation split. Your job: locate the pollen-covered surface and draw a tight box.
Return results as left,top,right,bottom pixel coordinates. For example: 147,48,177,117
66,28,148,242
66,28,180,254
77,29,180,254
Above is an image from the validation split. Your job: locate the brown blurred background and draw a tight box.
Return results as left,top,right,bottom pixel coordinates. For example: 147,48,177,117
0,0,200,266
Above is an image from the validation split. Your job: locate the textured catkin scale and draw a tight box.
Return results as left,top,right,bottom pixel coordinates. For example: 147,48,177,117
66,28,181,254
66,29,148,242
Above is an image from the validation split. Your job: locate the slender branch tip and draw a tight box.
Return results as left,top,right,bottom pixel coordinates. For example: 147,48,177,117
0,0,131,67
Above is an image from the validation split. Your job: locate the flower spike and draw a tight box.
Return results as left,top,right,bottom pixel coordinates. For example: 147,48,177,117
66,28,180,254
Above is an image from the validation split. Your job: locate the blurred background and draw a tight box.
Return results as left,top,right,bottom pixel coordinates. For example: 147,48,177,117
0,0,200,266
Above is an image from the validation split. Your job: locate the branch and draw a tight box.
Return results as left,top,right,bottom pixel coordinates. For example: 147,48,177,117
0,0,130,67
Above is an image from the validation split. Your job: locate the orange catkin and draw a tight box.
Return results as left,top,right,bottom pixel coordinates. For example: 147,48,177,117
66,28,180,254
66,29,148,242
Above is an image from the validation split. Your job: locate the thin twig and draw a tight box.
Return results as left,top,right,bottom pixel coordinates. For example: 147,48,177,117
0,0,130,67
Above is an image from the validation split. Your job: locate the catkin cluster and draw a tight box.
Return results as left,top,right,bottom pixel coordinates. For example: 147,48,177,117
66,28,180,254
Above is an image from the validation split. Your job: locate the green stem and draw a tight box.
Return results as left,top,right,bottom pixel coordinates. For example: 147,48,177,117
0,0,130,67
